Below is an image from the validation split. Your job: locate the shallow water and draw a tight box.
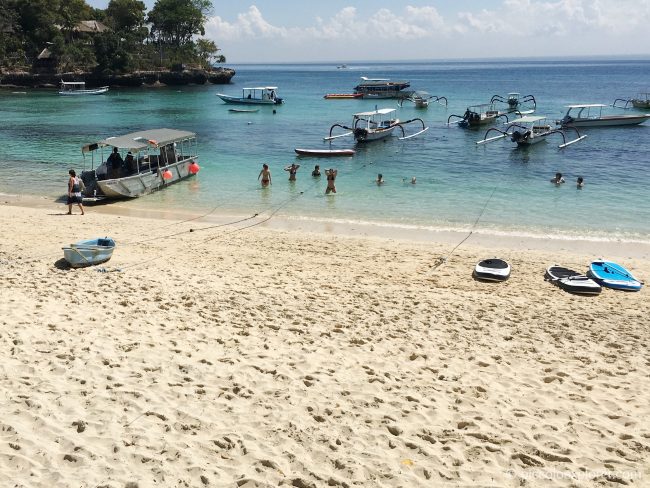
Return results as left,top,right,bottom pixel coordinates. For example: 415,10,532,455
1,59,649,241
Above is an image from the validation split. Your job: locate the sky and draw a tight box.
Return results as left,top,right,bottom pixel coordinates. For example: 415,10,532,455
86,1,650,63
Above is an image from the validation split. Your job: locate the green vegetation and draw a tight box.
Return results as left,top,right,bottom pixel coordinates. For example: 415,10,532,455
0,0,225,73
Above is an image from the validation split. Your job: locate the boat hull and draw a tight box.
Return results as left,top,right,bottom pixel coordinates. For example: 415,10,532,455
324,94,363,99
295,149,355,157
96,157,196,199
354,126,396,142
217,94,282,105
59,87,109,96
63,238,115,268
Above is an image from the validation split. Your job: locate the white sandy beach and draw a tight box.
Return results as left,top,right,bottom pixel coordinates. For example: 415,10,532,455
1,199,649,488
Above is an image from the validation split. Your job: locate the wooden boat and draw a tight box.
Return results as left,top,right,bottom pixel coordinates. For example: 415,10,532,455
294,148,355,157
324,93,363,99
353,77,411,99
79,128,200,200
58,81,109,96
63,237,115,268
228,108,259,113
325,108,428,143
217,87,283,105
398,91,447,109
477,115,586,149
558,104,650,127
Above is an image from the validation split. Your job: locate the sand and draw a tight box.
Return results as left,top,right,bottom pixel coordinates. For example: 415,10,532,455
0,200,649,488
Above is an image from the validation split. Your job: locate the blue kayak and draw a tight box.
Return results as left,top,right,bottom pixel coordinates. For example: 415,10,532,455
588,261,643,291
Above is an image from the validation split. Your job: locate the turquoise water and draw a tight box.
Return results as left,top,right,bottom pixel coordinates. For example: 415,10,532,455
1,59,650,241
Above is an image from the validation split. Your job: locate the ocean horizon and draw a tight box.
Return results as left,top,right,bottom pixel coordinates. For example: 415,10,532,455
1,58,649,243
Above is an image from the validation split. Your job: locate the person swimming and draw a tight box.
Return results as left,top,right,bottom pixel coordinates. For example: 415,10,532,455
551,172,565,185
576,176,584,188
376,173,384,185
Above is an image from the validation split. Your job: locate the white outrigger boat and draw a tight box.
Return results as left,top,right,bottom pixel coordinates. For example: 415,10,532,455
613,92,650,110
557,104,650,128
58,81,109,96
216,86,283,105
325,108,428,143
477,115,586,149
490,92,536,113
79,128,200,200
398,91,447,109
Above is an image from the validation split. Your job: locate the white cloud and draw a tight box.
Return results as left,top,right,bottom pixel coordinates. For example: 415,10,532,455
203,2,650,61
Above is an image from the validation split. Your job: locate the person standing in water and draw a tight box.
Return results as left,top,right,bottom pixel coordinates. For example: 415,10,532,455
375,174,384,185
576,176,584,189
284,163,300,181
551,172,565,185
312,165,321,177
325,168,337,194
258,163,272,187
66,169,85,215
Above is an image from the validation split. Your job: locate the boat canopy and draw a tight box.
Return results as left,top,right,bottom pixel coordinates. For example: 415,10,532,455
243,86,277,91
509,115,547,124
354,108,396,117
565,104,607,108
61,81,86,86
82,128,196,153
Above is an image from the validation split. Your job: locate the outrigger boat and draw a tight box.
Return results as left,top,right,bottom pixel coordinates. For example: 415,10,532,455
325,108,428,143
448,103,509,128
490,92,536,113
557,104,650,128
58,80,109,96
354,77,411,99
79,128,200,200
477,115,586,149
398,91,447,109
613,92,650,110
217,86,283,105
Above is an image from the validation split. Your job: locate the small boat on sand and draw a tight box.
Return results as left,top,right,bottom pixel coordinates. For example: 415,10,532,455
588,260,643,291
63,237,115,268
295,148,355,157
324,93,363,99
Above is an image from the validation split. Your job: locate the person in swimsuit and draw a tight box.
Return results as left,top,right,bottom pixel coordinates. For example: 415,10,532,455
66,169,85,215
576,176,584,189
284,163,300,181
325,168,337,194
375,173,384,185
258,163,272,187
551,172,565,185
312,165,321,177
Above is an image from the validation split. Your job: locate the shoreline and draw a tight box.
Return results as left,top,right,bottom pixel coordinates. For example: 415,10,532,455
4,192,650,259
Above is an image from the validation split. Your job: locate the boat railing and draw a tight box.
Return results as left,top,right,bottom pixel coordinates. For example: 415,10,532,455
612,98,633,109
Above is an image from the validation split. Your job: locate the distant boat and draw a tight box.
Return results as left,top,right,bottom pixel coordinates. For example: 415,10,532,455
613,92,650,110
337,64,348,69
558,104,650,127
63,237,115,268
353,77,411,99
58,80,109,96
490,92,536,113
294,148,356,157
217,87,283,105
398,91,448,109
323,93,363,99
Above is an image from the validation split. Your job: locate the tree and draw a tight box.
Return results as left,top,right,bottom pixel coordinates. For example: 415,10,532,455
105,0,146,33
147,0,212,47
195,38,224,68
